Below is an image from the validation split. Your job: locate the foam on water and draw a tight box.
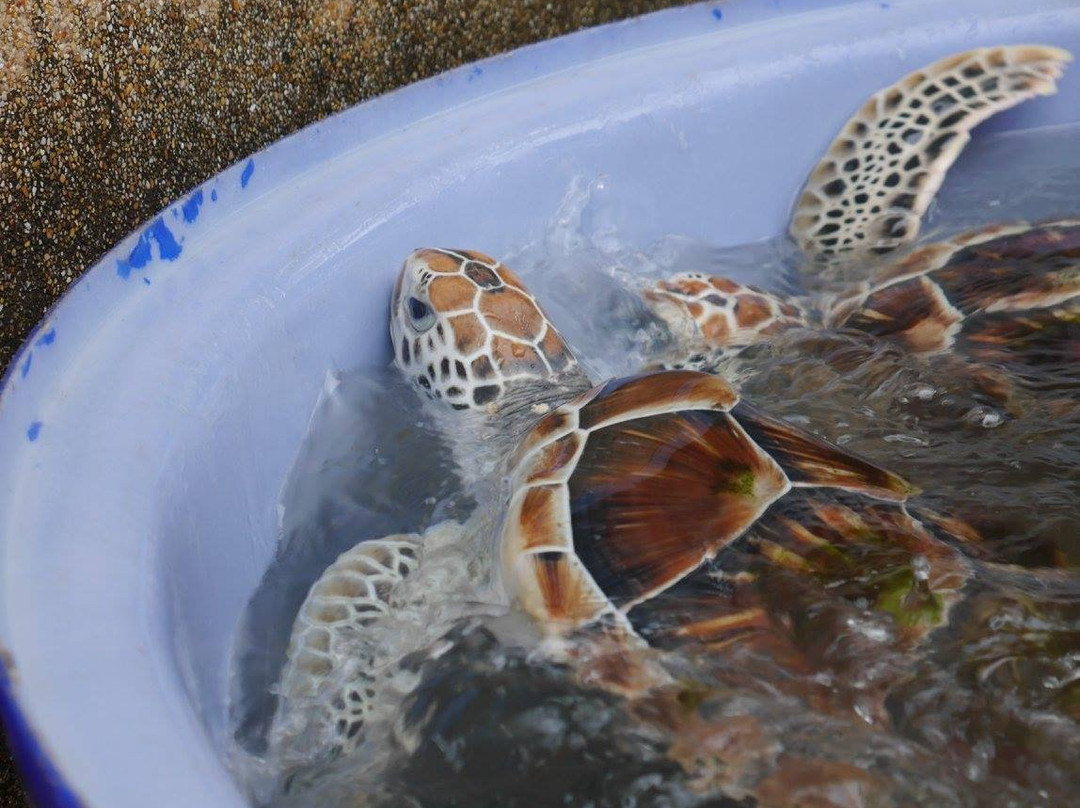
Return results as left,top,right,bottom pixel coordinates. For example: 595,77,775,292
231,123,1080,806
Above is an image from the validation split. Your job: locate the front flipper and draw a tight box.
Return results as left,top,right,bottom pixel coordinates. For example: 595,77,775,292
270,534,422,771
791,46,1071,266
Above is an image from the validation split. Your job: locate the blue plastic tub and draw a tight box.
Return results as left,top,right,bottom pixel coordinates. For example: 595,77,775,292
1,0,1078,805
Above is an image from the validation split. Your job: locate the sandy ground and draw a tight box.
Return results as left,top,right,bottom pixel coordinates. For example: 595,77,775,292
0,0,693,804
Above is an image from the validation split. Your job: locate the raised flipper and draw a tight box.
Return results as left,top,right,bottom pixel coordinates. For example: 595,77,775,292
791,46,1072,266
269,535,422,770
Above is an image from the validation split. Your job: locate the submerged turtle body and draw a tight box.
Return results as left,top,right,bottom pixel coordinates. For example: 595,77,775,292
495,368,991,750
823,220,1080,364
649,219,1080,376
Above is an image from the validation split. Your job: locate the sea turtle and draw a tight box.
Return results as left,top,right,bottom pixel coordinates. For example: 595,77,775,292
264,46,1080,802
642,46,1078,425
269,244,1077,804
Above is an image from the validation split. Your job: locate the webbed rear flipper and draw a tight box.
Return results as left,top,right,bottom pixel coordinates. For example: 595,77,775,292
790,45,1071,268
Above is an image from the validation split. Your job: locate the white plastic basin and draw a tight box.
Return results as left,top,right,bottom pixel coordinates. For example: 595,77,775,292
1,0,1078,805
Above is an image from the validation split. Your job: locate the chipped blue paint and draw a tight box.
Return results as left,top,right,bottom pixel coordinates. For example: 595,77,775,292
211,188,218,202
240,159,255,188
143,277,152,286
116,217,183,278
128,235,152,269
26,422,42,442
19,333,55,377
149,219,182,260
712,7,723,19
182,189,204,224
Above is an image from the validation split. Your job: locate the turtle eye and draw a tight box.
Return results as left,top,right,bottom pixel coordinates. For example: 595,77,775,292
407,296,436,332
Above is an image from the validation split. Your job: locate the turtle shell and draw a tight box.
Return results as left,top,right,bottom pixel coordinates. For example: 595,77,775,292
824,219,1080,357
500,370,968,650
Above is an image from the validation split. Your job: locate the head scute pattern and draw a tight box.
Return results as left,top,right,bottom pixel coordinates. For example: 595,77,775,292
643,271,808,354
391,248,579,411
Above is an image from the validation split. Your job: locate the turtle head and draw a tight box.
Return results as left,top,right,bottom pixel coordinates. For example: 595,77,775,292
391,248,583,413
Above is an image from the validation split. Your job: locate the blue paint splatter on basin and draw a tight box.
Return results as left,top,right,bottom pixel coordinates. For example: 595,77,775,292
240,159,255,188
20,354,32,379
712,7,723,20
148,219,182,260
182,189,204,223
26,422,42,442
36,328,56,347
116,218,183,278
126,234,153,271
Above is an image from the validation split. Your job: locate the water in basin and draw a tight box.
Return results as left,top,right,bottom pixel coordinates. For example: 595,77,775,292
231,122,1080,807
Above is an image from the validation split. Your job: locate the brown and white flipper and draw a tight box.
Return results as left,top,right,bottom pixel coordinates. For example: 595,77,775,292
270,535,422,768
791,46,1072,265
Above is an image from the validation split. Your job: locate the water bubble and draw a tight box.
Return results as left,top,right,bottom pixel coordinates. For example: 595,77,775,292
965,407,1004,429
884,433,929,446
853,700,875,724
